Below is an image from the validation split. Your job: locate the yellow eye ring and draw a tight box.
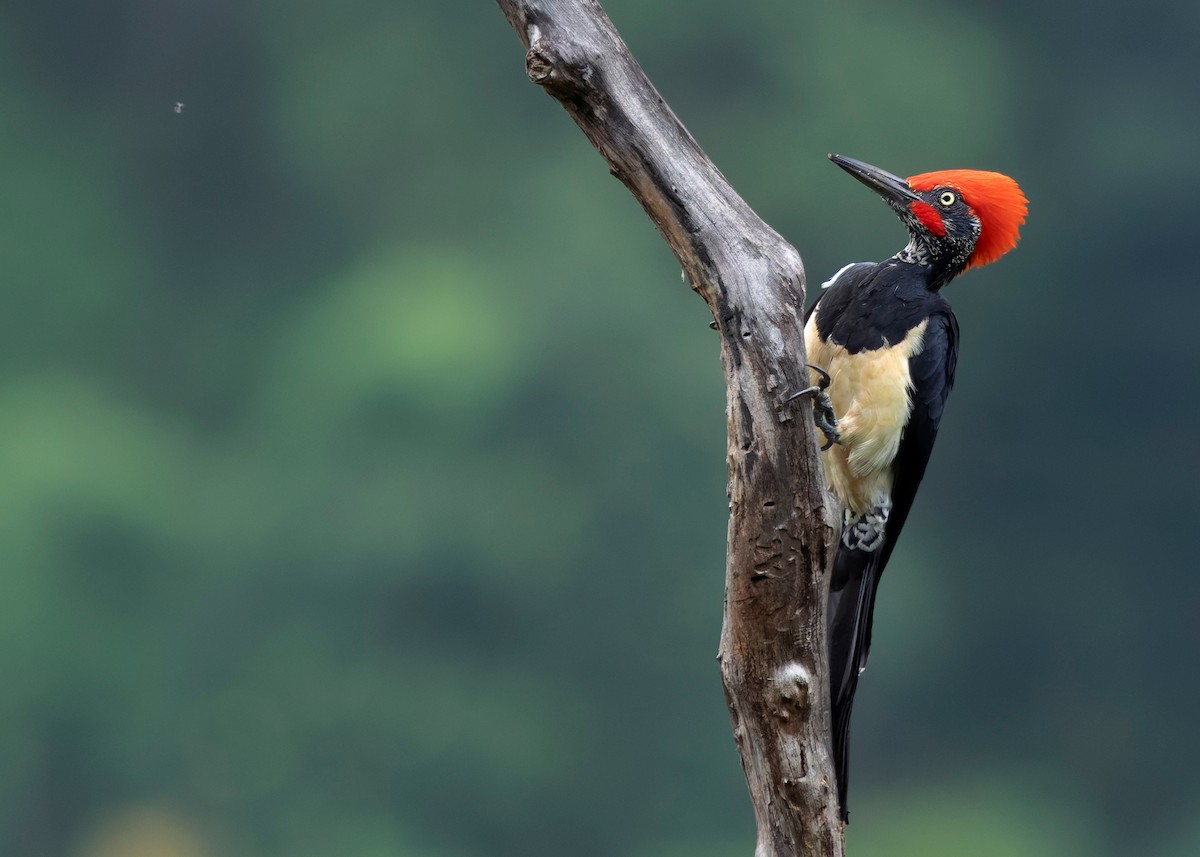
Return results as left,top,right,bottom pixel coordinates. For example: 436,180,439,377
939,191,956,207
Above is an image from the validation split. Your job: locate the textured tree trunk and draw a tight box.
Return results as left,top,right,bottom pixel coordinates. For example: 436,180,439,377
495,2,844,854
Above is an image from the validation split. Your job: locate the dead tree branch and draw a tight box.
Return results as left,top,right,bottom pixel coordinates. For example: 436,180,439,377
495,2,843,853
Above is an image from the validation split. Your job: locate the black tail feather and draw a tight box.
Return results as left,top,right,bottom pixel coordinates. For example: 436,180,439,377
827,544,884,823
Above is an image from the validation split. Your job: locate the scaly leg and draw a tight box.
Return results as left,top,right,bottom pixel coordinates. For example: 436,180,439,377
785,364,841,450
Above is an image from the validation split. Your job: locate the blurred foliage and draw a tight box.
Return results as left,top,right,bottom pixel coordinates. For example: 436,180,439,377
0,0,1197,855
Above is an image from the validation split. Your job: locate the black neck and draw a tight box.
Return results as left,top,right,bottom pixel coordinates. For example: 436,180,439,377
894,234,970,292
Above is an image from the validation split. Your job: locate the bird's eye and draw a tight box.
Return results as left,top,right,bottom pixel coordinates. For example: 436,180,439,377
938,191,956,207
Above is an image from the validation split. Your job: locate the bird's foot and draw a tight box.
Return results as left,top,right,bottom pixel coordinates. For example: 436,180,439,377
785,364,841,450
842,501,891,552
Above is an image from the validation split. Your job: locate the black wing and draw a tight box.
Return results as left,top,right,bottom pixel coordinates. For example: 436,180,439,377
808,261,938,355
804,262,877,325
868,306,959,633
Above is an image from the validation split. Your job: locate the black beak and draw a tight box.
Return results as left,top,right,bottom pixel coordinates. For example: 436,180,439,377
829,154,919,206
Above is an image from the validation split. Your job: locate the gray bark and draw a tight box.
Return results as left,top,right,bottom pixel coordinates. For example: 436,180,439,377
494,2,844,854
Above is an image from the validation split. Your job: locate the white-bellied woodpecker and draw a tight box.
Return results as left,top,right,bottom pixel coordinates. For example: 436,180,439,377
805,154,1028,822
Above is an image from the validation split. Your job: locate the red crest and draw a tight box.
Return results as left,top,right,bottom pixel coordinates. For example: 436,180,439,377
907,170,1028,270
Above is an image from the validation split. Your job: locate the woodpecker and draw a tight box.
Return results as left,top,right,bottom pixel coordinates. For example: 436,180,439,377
804,154,1027,822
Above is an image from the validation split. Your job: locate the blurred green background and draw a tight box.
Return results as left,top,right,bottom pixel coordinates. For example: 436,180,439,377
2,0,1197,855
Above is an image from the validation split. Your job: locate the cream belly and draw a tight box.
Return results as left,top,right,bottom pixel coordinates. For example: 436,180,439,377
804,311,929,514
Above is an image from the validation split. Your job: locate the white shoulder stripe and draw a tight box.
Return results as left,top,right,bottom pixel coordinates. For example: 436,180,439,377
822,262,866,290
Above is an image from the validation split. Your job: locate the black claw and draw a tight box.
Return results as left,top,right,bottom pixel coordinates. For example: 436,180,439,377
805,363,832,390
784,365,841,449
783,384,821,404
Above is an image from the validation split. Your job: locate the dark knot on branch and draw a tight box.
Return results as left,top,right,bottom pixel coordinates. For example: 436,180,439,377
524,40,603,109
525,46,556,82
